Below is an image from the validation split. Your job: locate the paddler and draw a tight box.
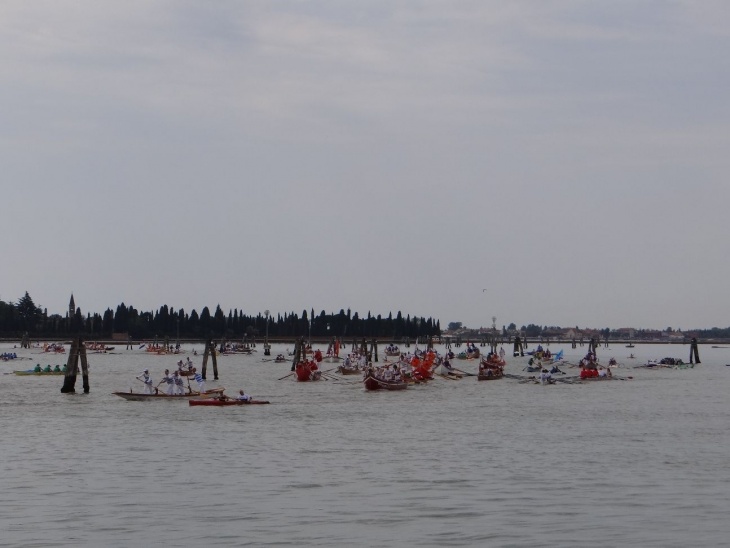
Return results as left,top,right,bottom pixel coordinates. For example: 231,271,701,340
173,370,185,394
53,364,61,372
237,389,252,402
539,368,552,385
136,369,155,394
44,364,52,373
191,368,205,393
159,369,175,395
34,363,42,373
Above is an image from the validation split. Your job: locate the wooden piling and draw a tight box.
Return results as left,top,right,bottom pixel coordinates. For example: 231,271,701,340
201,339,210,379
513,335,524,357
61,338,85,393
689,337,701,364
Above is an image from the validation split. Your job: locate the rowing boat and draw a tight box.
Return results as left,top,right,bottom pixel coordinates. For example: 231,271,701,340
477,370,503,381
112,387,225,401
188,398,270,406
295,361,321,381
337,365,360,375
14,369,64,376
363,375,408,391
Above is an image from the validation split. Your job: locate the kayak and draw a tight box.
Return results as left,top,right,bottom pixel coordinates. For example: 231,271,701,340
189,398,270,406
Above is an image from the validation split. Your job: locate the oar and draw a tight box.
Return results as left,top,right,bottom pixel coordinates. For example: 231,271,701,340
453,367,476,377
277,372,295,381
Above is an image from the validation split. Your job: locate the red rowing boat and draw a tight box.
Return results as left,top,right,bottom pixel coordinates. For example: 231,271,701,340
188,398,270,406
295,360,321,382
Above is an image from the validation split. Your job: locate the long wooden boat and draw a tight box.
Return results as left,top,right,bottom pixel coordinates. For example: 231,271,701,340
14,369,65,376
112,387,225,401
477,370,503,381
188,398,270,406
363,375,408,391
433,363,463,378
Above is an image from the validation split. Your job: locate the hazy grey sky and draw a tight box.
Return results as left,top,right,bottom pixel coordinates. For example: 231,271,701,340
2,1,729,331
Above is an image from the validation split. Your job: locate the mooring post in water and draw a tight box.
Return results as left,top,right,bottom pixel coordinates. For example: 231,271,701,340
291,338,303,371
513,335,524,357
371,339,378,362
428,336,434,351
201,339,210,379
210,340,219,380
61,337,84,393
689,337,701,364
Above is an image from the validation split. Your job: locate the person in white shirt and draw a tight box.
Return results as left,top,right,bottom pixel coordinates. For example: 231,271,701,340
539,369,552,385
136,369,155,394
237,390,252,402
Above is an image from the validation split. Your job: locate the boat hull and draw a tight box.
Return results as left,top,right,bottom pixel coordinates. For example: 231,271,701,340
14,370,64,376
363,376,408,391
188,399,270,406
477,372,503,381
112,387,224,401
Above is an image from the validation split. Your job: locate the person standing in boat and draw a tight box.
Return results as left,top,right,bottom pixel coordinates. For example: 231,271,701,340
136,369,155,394
159,369,175,395
191,368,205,393
173,370,185,394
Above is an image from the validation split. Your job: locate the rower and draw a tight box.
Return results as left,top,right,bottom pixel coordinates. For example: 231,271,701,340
136,369,155,394
160,369,175,395
44,364,52,373
191,368,205,393
173,370,185,394
539,368,552,385
237,390,252,402
34,363,42,373
53,365,61,372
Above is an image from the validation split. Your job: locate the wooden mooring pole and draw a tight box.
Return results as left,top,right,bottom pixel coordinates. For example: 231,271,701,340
60,337,90,393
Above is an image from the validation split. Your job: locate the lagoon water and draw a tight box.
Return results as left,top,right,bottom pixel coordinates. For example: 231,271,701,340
1,341,729,547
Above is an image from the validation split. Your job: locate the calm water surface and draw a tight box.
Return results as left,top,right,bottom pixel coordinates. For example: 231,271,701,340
1,342,728,547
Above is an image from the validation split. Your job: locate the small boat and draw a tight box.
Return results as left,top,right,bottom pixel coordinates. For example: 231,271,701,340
112,387,225,401
433,363,463,378
295,361,321,382
477,371,503,381
363,375,408,391
337,365,360,375
383,345,401,357
14,369,65,376
188,398,270,406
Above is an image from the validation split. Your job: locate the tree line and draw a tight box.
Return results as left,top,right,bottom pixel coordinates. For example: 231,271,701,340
0,292,441,341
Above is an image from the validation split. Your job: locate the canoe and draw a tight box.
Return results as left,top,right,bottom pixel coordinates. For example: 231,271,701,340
112,387,225,401
14,370,65,376
188,398,270,406
363,376,408,391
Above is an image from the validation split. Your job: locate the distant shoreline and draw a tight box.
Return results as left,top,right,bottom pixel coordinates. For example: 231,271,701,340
1,337,727,346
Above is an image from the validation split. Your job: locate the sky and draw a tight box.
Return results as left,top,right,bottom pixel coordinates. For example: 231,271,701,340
2,1,729,331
